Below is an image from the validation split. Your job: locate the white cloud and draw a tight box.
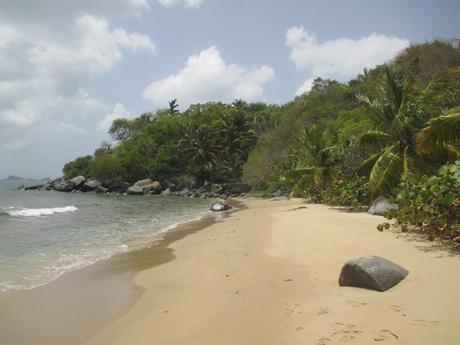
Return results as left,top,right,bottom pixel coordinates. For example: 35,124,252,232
97,103,132,132
143,46,274,108
285,26,410,94
0,14,154,135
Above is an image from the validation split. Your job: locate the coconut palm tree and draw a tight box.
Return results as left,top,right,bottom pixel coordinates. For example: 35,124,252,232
178,124,221,183
220,110,256,159
358,65,431,198
291,125,339,194
416,106,460,158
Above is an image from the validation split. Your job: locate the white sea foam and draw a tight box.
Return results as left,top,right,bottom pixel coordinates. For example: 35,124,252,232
8,206,78,217
0,199,211,292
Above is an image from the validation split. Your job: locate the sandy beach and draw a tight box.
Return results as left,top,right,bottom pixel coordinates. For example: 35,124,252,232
82,198,460,345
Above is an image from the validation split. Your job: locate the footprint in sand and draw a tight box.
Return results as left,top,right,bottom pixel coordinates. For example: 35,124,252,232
346,300,367,307
389,304,407,317
389,304,401,312
317,337,331,345
411,319,440,327
285,308,295,316
317,307,330,315
318,322,363,343
372,329,399,342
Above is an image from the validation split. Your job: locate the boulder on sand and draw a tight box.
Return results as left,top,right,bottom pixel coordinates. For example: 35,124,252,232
339,256,409,292
368,196,398,216
210,200,232,212
127,185,144,195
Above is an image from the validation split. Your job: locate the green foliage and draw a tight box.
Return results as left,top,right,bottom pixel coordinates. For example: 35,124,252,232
389,161,460,239
59,39,460,245
109,118,134,142
178,123,221,183
322,174,369,207
168,99,180,116
63,155,92,179
90,153,122,185
416,106,460,157
334,107,373,143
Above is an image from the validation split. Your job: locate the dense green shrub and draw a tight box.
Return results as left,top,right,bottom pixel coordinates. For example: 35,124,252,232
322,174,369,207
63,155,92,179
389,161,460,240
89,153,122,186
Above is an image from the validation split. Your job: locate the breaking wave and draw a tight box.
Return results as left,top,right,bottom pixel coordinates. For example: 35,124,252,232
7,206,78,217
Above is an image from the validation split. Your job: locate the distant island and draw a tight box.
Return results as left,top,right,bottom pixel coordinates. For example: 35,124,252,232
0,176,51,189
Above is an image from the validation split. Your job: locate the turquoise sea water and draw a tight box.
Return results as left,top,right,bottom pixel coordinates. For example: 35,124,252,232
0,188,210,292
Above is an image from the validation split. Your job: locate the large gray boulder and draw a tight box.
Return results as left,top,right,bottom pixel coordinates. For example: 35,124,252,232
210,200,232,212
368,196,398,216
339,256,409,292
54,180,74,192
81,179,101,192
70,176,86,188
127,185,144,195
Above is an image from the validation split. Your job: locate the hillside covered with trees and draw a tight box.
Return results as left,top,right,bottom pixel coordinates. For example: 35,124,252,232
63,40,460,240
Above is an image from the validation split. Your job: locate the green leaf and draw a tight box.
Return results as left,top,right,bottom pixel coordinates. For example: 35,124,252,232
368,145,402,198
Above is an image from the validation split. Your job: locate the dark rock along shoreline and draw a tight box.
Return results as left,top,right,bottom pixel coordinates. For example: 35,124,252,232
18,176,259,201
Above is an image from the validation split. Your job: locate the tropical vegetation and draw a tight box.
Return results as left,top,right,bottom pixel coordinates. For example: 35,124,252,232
63,39,460,240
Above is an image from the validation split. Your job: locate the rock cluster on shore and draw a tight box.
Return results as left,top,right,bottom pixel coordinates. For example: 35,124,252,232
18,176,253,201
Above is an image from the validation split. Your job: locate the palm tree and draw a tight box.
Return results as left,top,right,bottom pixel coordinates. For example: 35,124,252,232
168,99,180,116
178,124,221,183
416,106,460,158
358,65,430,198
291,125,339,194
220,110,256,159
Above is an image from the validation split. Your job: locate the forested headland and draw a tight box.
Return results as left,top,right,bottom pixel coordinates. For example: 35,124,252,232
63,40,460,241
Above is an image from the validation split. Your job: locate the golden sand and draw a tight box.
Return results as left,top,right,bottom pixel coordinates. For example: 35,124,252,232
85,198,460,345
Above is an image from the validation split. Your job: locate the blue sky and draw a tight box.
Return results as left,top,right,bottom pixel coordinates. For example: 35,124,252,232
0,0,459,178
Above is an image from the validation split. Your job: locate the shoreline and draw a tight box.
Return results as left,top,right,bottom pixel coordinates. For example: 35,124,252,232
86,198,460,345
0,201,240,345
1,198,459,344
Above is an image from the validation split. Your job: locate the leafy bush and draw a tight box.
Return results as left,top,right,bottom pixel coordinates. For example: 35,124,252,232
322,174,369,207
63,155,93,179
90,153,122,186
389,161,460,240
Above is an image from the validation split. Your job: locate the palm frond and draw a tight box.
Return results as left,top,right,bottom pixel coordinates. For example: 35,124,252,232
416,108,460,156
358,130,391,148
384,65,404,115
357,148,387,176
368,145,402,198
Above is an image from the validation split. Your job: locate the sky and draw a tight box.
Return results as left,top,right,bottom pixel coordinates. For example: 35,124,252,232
0,0,459,179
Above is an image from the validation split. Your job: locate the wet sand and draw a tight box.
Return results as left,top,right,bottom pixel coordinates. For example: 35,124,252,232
0,209,228,345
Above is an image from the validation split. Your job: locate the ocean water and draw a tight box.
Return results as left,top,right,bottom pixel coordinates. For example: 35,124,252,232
0,189,210,292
